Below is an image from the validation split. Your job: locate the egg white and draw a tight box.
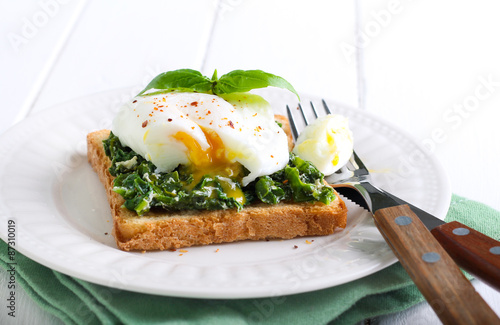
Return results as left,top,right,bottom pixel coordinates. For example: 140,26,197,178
112,92,289,185
292,114,353,176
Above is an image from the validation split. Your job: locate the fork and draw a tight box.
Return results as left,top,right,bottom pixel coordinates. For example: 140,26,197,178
286,100,500,325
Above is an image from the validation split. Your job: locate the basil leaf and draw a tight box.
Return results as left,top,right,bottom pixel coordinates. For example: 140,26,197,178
214,70,299,100
138,69,212,96
211,69,218,81
137,68,298,99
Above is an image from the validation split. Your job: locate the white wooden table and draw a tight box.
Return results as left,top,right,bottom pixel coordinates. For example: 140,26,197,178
1,0,499,323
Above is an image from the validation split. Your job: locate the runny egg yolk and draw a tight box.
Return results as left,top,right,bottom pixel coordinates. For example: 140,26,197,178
172,127,246,204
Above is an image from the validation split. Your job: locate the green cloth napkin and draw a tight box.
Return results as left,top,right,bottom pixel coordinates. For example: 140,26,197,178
1,194,498,325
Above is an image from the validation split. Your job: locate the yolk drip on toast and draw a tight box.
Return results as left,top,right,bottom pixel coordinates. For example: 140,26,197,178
172,127,246,204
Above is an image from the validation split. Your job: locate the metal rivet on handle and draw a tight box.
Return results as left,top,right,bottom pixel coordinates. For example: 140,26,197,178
490,246,500,255
452,228,470,236
422,252,441,263
395,216,413,226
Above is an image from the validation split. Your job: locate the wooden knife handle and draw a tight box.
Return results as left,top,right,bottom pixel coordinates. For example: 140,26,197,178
373,205,499,325
431,221,500,291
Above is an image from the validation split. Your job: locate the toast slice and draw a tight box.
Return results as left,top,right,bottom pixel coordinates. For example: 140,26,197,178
87,117,347,251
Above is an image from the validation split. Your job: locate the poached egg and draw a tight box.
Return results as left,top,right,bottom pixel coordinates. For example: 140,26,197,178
112,92,289,194
292,114,353,175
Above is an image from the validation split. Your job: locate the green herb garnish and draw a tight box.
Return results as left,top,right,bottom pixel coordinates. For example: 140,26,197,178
138,69,299,100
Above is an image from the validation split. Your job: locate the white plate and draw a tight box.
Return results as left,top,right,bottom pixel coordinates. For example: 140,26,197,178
0,88,450,299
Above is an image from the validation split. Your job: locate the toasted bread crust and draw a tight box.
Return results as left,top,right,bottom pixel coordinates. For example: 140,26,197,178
87,116,347,251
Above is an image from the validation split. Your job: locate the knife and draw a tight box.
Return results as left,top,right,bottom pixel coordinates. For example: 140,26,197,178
327,180,500,325
331,184,500,324
333,183,500,292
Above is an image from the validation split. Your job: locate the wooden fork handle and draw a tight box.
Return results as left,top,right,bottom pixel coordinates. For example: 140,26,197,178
431,221,500,291
373,205,499,325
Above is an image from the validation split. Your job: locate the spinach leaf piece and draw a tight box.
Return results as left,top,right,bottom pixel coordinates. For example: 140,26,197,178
255,176,286,204
114,173,153,215
251,153,335,206
286,154,335,205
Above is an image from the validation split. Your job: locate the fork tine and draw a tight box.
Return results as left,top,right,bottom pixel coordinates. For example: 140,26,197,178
352,150,369,172
298,103,309,125
286,105,300,141
310,101,319,118
321,99,332,115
